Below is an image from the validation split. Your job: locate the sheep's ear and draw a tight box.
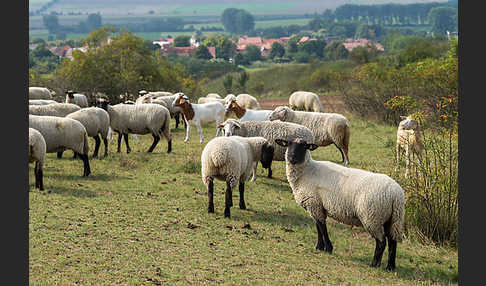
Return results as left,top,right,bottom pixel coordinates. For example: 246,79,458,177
307,144,319,151
275,139,289,147
217,124,224,129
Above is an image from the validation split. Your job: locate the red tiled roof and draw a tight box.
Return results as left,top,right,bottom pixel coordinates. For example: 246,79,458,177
207,46,216,59
343,38,384,52
238,36,263,46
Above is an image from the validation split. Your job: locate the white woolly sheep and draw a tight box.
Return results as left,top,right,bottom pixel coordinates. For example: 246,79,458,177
217,119,313,179
66,107,111,158
29,115,91,176
29,103,81,117
206,93,222,99
136,91,186,129
224,98,271,122
29,99,58,106
201,136,274,218
234,94,261,110
135,90,173,104
29,128,47,190
275,137,405,270
172,93,226,144
289,91,323,113
268,106,350,165
396,115,424,178
29,87,54,100
96,98,172,154
197,96,226,105
65,90,89,108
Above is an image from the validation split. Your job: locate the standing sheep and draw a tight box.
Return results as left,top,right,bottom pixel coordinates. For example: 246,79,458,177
268,106,350,165
201,136,274,218
29,115,91,177
29,128,47,190
217,119,313,179
235,94,261,110
29,103,81,117
29,99,58,106
65,90,89,108
206,93,222,99
197,96,226,105
275,137,405,270
396,115,424,178
66,107,111,158
29,87,54,100
224,98,272,122
172,93,226,144
289,91,323,113
96,98,172,154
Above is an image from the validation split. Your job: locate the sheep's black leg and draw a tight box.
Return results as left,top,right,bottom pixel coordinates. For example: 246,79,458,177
57,151,63,158
333,143,345,164
167,139,172,153
124,133,131,153
175,113,180,129
93,134,101,158
371,238,387,268
147,134,160,153
207,178,214,213
315,222,325,251
316,220,333,253
224,181,232,218
267,164,273,178
103,138,108,158
117,131,122,153
34,162,44,190
386,237,397,271
239,182,246,210
77,153,91,177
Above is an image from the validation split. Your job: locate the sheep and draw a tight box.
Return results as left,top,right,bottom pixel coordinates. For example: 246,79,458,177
65,90,89,108
172,93,226,144
268,106,350,165
396,115,424,178
29,99,58,106
201,135,275,218
197,96,226,105
29,103,81,117
29,87,54,100
29,115,91,177
137,91,186,129
289,91,323,113
96,98,172,154
234,93,261,110
224,98,272,122
66,107,111,158
274,137,405,270
29,128,47,190
135,90,173,104
206,93,222,99
217,119,313,180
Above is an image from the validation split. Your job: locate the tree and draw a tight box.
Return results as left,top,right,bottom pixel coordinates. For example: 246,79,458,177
42,14,60,33
203,35,236,60
193,45,213,60
173,35,191,47
223,74,233,94
83,26,115,48
269,42,285,59
244,45,261,62
237,71,249,93
428,7,457,34
298,39,326,59
324,40,348,61
221,8,255,34
86,13,102,31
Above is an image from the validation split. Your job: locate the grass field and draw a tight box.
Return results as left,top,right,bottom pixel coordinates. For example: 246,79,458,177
29,107,458,285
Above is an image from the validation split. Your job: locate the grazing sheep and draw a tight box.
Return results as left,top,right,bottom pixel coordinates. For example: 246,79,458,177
29,87,54,100
206,93,222,99
172,93,226,144
197,96,226,105
96,98,172,154
29,103,81,117
136,91,186,129
275,137,405,270
29,99,58,106
29,128,47,190
217,119,313,180
135,90,173,104
396,115,424,178
289,91,323,113
224,98,271,122
235,94,261,110
201,136,275,218
29,115,91,177
268,106,350,165
66,107,111,158
65,90,89,108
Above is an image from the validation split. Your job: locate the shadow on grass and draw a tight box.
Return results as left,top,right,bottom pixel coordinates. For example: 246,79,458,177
52,173,131,181
41,186,98,198
232,206,314,228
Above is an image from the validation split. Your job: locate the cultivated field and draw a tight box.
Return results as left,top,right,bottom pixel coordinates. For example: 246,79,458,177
29,97,458,285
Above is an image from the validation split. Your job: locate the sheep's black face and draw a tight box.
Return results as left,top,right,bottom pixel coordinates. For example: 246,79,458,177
96,100,109,111
260,143,274,169
275,138,318,165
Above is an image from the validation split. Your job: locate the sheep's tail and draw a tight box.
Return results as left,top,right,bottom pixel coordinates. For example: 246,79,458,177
389,189,405,242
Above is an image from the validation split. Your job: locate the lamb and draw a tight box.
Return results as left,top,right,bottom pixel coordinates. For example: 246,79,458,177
234,93,261,110
268,106,350,165
29,115,91,176
65,90,89,108
29,87,54,100
275,137,405,270
29,99,58,106
29,103,81,117
396,115,424,178
289,91,323,113
29,128,47,190
172,93,226,144
224,98,272,122
96,98,172,154
66,107,111,158
201,136,274,218
217,119,314,180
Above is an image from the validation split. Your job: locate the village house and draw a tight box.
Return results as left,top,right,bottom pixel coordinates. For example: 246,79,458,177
342,38,384,52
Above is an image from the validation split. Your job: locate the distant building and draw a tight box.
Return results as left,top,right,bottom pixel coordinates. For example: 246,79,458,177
342,38,384,52
162,46,197,57
153,38,174,50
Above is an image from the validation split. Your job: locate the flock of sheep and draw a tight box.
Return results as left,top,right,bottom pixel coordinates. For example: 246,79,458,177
28,86,425,271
